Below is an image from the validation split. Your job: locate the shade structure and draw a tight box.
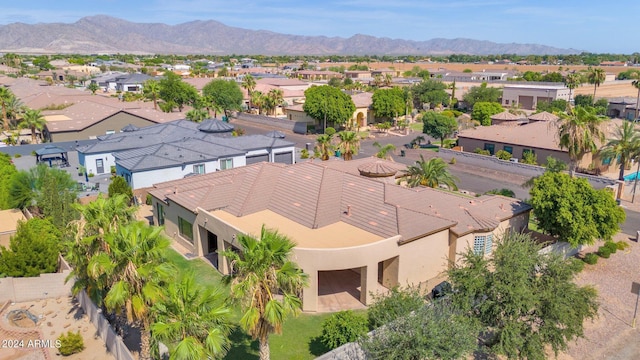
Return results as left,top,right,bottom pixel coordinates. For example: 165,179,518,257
265,130,286,138
197,119,234,133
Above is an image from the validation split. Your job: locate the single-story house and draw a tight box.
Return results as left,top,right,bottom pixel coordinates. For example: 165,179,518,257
148,158,531,312
502,84,570,110
78,119,296,189
285,91,374,131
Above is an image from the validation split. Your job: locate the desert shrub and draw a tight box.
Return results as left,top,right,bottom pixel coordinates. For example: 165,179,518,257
449,157,456,164
367,285,425,329
31,150,37,156
14,153,21,158
583,253,599,265
474,148,490,155
320,310,368,349
604,241,618,254
145,193,152,205
616,241,630,250
521,151,537,165
485,188,516,198
108,175,133,201
597,246,611,259
57,331,84,356
495,150,512,160
300,148,309,159
568,257,585,272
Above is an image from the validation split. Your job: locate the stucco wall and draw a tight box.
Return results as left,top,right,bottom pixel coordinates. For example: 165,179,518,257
156,199,199,255
49,112,157,142
130,159,220,189
397,230,450,285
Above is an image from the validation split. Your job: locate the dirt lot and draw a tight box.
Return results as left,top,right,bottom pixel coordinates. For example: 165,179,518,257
0,297,115,360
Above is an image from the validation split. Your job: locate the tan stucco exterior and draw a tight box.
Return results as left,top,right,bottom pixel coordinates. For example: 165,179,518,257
46,112,158,142
0,209,26,248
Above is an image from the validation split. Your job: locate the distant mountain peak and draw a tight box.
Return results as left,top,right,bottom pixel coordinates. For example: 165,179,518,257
0,16,580,55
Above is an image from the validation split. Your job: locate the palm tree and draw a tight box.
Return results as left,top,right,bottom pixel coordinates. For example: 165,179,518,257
5,95,25,128
0,86,14,130
405,156,458,190
564,72,582,108
383,73,393,87
102,222,175,360
251,91,266,115
337,131,360,161
152,272,232,360
222,226,308,360
19,108,46,144
143,79,160,110
373,141,396,160
632,76,640,120
556,106,606,177
599,121,640,181
315,134,333,161
185,108,209,122
242,74,257,112
265,88,284,116
587,67,606,103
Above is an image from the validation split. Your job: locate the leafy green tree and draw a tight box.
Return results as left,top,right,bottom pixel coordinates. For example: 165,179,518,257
221,226,308,360
108,176,133,203
152,272,232,360
471,102,504,126
327,77,342,88
0,153,17,209
103,222,175,360
421,111,458,146
556,106,606,176
462,82,502,108
87,82,100,94
320,310,368,349
371,87,405,121
599,120,640,181
360,300,479,360
337,131,360,161
143,79,160,110
19,108,46,144
410,79,449,109
574,94,593,108
0,218,61,277
405,156,458,190
202,79,244,118
303,85,356,130
367,285,425,329
536,99,568,113
448,231,599,360
372,142,396,160
530,171,625,247
159,72,199,112
587,67,606,103
542,72,564,82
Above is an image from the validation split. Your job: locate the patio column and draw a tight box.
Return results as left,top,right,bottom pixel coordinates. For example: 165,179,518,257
360,263,378,305
302,270,318,312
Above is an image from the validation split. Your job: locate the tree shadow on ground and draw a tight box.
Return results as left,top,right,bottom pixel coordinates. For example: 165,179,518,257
309,335,331,356
225,326,259,360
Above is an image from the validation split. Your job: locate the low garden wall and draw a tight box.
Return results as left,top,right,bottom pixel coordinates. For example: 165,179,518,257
0,255,72,303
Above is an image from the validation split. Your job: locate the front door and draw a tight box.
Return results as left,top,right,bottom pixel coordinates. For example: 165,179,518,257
96,159,104,174
207,232,218,254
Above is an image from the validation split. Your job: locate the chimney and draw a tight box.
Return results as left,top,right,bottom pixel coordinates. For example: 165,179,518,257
174,186,178,195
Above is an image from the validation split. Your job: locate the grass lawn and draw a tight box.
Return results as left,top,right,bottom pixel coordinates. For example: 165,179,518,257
409,122,423,132
164,248,336,359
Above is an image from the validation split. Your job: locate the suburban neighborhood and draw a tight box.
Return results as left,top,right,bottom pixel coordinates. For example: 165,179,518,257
1,9,640,360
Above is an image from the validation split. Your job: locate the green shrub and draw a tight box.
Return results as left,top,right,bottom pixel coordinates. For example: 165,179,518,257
367,285,425,329
88,173,94,178
321,310,369,349
31,150,37,156
495,150,512,160
568,257,585,272
300,148,309,159
110,165,116,174
473,148,490,156
145,193,152,205
108,175,133,201
449,157,456,164
583,253,599,265
616,241,630,250
597,246,611,259
604,241,618,254
13,153,21,158
57,331,84,356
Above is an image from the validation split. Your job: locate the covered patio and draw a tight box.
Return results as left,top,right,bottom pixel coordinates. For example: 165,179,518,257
35,145,69,167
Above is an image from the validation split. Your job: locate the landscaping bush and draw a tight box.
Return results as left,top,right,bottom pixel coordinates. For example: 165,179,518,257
473,148,490,156
583,253,599,265
57,331,84,356
145,193,152,205
495,150,512,160
449,157,456,165
320,310,368,349
13,153,21,158
568,257,585,272
300,148,309,159
604,241,618,254
31,150,37,156
616,241,630,251
597,246,611,259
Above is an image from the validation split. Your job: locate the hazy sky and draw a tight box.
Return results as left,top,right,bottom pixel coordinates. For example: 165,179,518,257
1,0,636,54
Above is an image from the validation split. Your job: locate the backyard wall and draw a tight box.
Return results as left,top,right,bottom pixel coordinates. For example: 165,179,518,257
0,255,72,303
234,112,308,134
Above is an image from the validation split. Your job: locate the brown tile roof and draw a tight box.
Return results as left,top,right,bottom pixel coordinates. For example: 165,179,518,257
458,121,561,151
351,92,373,108
151,158,530,243
527,111,559,122
490,111,522,121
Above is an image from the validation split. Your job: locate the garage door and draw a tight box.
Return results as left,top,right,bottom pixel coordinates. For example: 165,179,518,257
246,154,269,164
274,152,293,164
518,95,534,110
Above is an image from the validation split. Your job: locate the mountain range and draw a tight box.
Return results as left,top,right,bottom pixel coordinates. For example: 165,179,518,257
0,15,580,56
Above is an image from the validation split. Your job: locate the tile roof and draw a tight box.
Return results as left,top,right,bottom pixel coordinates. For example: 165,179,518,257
458,121,561,151
150,158,530,243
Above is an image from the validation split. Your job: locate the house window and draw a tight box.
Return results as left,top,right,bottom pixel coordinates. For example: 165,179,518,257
473,234,494,255
178,217,194,243
505,100,510,105
220,158,233,170
484,143,495,155
503,146,513,154
193,164,205,174
156,203,165,226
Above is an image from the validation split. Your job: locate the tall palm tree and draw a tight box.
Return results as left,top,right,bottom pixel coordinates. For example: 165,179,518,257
251,91,266,115
564,72,582,108
19,108,46,144
0,86,14,130
315,134,333,161
556,106,606,177
599,121,640,181
405,156,458,190
222,226,308,360
5,95,25,128
587,67,606,103
185,108,209,123
337,131,360,161
102,222,174,360
143,79,160,110
242,74,257,112
632,76,640,120
265,88,284,116
373,141,396,160
152,272,232,360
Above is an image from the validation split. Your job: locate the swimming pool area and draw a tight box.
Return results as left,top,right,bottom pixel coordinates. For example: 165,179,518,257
624,171,640,181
